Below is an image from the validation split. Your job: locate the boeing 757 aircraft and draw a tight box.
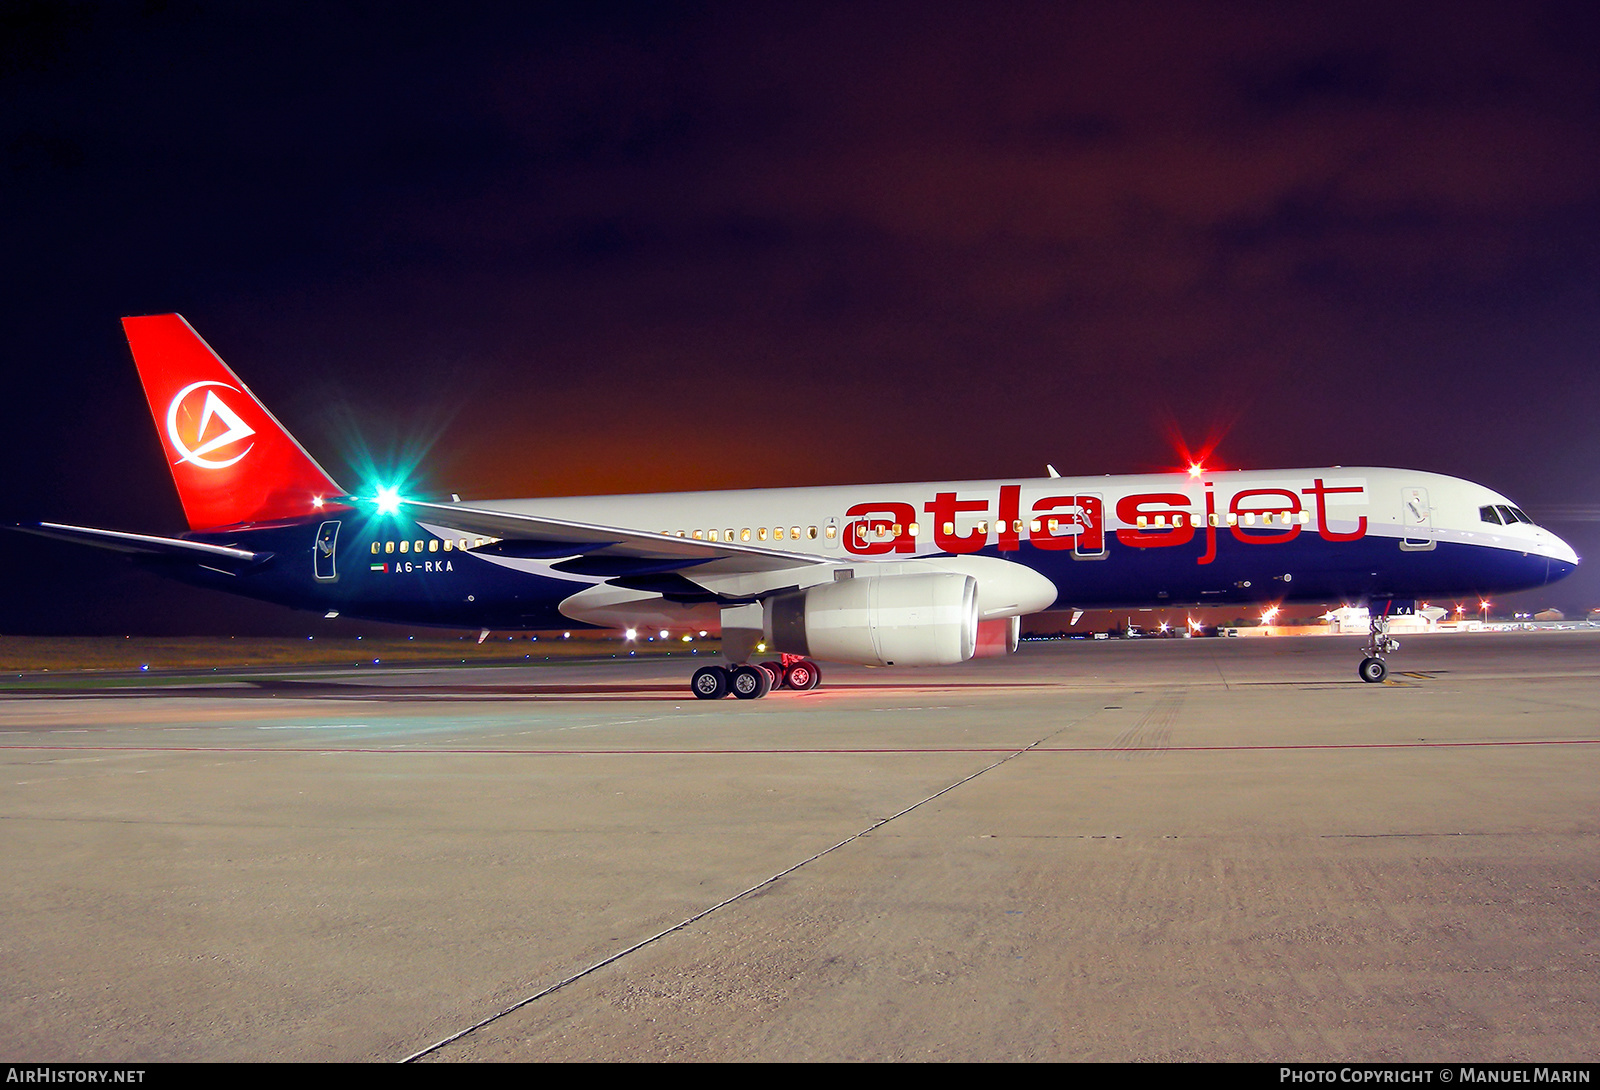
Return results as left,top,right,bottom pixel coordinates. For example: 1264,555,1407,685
15,315,1580,696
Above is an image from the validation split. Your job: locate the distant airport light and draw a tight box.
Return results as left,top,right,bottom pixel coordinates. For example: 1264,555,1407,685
659,630,669,640
624,628,637,641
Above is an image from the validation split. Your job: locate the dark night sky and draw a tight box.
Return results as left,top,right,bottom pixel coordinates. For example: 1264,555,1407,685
3,1,1599,635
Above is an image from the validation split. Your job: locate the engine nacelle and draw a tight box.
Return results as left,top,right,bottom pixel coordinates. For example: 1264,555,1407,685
973,616,1020,658
767,573,978,667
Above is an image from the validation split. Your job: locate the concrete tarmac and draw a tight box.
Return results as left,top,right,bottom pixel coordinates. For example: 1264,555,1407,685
1,632,1596,1062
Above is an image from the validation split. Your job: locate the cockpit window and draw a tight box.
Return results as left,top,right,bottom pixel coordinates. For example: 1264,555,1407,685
1487,504,1536,526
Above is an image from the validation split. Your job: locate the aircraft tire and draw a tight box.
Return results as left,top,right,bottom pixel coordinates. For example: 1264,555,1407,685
692,665,730,699
785,659,821,691
1358,657,1387,684
759,661,786,690
731,664,772,699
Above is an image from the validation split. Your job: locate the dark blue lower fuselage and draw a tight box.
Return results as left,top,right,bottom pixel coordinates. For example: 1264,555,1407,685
154,509,1574,630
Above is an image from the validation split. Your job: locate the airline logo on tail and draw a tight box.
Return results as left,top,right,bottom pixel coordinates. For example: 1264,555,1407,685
166,381,257,469
124,314,345,529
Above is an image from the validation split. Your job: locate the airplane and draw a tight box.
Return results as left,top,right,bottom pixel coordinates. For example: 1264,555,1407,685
13,314,1580,695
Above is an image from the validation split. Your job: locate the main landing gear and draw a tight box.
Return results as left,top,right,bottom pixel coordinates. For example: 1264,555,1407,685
1358,612,1400,684
690,655,822,699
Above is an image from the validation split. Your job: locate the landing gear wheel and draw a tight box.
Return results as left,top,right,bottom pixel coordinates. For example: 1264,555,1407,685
759,661,786,690
731,663,773,699
784,659,821,691
691,665,730,699
1358,607,1402,684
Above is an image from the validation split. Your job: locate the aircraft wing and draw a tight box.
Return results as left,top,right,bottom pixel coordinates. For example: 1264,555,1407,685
12,522,273,569
396,499,833,577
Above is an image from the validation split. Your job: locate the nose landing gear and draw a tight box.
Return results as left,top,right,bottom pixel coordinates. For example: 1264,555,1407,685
1357,602,1404,683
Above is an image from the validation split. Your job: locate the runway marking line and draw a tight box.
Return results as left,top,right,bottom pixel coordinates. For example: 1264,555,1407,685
398,701,1107,1061
2,739,1598,756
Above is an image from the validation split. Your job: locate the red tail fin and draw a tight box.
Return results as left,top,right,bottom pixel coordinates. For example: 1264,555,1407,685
123,314,345,530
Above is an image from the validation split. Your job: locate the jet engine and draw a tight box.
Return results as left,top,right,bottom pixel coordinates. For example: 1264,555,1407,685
973,616,1020,658
766,572,978,667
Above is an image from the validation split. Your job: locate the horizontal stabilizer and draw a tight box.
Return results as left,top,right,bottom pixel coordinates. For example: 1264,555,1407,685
13,522,273,570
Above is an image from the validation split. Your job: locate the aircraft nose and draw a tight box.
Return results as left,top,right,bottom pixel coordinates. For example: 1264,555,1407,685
1536,528,1580,579
1542,530,1580,567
